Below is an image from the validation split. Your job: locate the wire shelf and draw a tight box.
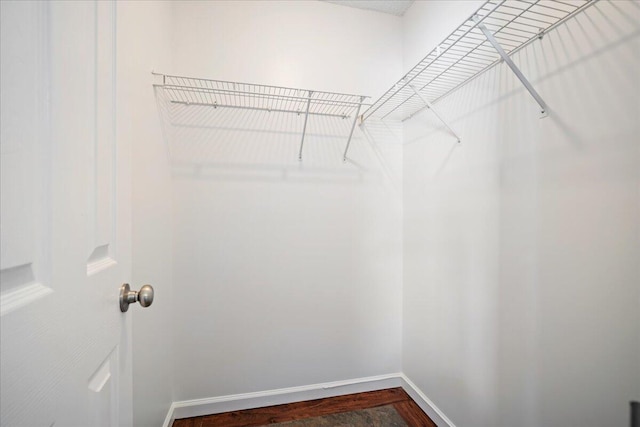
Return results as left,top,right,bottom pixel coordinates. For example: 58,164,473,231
153,73,369,160
155,74,367,119
362,0,597,122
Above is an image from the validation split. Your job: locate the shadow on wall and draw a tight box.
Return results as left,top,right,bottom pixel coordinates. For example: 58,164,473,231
153,85,403,189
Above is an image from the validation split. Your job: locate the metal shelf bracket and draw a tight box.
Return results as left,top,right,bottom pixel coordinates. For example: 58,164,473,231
343,96,366,161
298,91,313,161
407,82,461,143
472,15,548,115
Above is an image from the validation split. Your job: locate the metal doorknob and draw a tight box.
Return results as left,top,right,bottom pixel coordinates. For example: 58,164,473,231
119,283,154,312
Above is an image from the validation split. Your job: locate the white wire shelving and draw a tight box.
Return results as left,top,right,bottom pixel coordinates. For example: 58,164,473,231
153,73,368,161
361,0,598,142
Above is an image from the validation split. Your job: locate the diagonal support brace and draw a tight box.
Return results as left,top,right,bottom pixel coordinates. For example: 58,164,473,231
408,83,461,143
342,96,366,161
298,91,313,161
473,15,548,115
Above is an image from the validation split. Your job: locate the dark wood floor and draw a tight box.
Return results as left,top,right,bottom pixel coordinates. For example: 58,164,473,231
173,387,437,427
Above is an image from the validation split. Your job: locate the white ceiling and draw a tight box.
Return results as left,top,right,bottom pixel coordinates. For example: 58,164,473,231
322,0,415,17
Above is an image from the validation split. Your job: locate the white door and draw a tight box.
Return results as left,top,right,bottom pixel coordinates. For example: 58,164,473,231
1,1,135,426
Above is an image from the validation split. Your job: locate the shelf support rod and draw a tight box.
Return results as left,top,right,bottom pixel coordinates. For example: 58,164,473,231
407,83,461,143
473,15,548,115
343,96,366,161
298,91,313,161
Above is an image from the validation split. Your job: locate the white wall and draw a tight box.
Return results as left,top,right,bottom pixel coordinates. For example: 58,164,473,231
402,1,640,426
170,0,402,101
117,2,175,426
119,1,639,424
168,1,404,401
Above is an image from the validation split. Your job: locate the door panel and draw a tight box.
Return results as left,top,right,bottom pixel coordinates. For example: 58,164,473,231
0,0,52,317
87,0,116,275
0,1,132,426
88,347,119,427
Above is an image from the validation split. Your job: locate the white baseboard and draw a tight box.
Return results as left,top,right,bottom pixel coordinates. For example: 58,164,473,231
162,373,402,427
163,372,453,427
399,373,456,427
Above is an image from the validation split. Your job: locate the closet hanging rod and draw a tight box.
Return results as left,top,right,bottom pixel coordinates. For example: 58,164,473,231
361,0,598,125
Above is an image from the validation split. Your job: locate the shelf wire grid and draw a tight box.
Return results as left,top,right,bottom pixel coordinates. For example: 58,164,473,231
155,74,369,119
362,0,597,122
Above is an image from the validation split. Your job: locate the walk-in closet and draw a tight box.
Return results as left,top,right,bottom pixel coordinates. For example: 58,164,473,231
1,1,638,426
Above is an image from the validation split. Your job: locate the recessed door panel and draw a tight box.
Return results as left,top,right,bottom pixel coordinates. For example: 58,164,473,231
88,1,117,276
88,347,119,427
0,0,52,316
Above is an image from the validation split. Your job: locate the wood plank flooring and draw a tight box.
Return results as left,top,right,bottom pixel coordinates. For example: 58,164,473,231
173,387,437,427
